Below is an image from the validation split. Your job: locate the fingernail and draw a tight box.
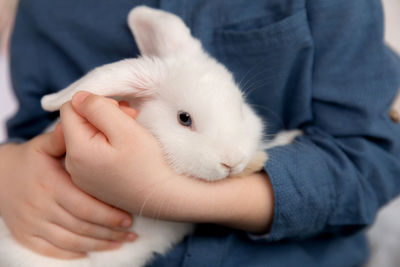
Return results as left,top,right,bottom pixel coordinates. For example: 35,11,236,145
119,101,130,107
73,91,90,105
75,252,87,259
125,233,138,242
108,242,122,249
120,219,132,228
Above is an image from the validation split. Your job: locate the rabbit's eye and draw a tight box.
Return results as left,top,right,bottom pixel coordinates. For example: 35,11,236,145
177,111,192,127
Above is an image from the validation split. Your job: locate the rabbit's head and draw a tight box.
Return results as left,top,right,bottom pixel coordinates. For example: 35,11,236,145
41,6,265,181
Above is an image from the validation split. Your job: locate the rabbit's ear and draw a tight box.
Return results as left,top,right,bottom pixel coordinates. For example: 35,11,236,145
41,58,163,112
127,6,202,58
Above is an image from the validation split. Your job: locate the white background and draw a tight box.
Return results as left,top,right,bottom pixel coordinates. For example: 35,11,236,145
0,50,14,142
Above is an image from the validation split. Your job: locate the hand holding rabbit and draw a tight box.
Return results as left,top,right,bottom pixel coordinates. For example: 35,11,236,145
61,92,274,233
0,6,292,266
0,126,135,259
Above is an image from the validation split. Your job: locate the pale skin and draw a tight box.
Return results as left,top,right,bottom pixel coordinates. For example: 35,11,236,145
0,102,138,259
0,91,274,258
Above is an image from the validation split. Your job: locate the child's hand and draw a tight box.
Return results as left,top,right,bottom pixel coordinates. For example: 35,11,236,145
60,92,274,233
0,127,136,259
60,92,174,217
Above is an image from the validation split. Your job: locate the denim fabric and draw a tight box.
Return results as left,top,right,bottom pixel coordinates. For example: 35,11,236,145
7,0,400,266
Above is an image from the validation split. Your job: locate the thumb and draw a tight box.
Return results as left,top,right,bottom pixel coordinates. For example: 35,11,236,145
71,91,137,146
35,123,66,157
118,101,139,119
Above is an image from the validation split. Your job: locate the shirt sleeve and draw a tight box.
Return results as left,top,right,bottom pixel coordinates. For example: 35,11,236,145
6,0,140,141
263,0,400,241
6,0,58,141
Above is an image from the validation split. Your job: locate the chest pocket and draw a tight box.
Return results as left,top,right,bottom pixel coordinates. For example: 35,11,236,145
213,9,314,132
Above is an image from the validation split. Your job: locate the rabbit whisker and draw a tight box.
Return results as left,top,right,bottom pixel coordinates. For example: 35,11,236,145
237,64,263,91
138,177,171,217
240,63,277,95
154,175,180,221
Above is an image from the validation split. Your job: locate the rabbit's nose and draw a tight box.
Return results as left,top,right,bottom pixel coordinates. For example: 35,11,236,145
220,156,244,170
220,162,233,170
220,149,245,171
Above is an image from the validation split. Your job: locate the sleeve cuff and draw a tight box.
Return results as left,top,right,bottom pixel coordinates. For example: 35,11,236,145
248,136,335,241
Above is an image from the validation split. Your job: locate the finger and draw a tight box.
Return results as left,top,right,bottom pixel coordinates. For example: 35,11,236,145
26,235,87,259
119,105,139,118
118,100,139,118
118,101,130,107
34,126,66,157
53,203,137,242
41,222,122,253
53,123,65,145
60,101,107,149
55,173,133,229
71,92,135,145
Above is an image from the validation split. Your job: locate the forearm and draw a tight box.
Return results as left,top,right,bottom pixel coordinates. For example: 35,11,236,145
116,170,274,234
202,171,274,234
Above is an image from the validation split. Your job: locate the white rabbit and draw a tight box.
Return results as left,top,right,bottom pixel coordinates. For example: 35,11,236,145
0,6,301,267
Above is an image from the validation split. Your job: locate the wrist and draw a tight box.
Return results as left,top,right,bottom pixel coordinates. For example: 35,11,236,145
212,171,274,234
154,171,274,234
115,165,274,234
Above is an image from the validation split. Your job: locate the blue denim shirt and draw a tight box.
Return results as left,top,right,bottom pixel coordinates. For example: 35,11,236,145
7,0,400,266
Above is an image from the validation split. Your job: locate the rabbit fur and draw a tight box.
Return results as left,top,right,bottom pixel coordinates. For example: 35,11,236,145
0,6,301,267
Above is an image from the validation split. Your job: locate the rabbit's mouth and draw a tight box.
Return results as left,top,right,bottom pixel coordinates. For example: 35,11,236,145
194,162,248,182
